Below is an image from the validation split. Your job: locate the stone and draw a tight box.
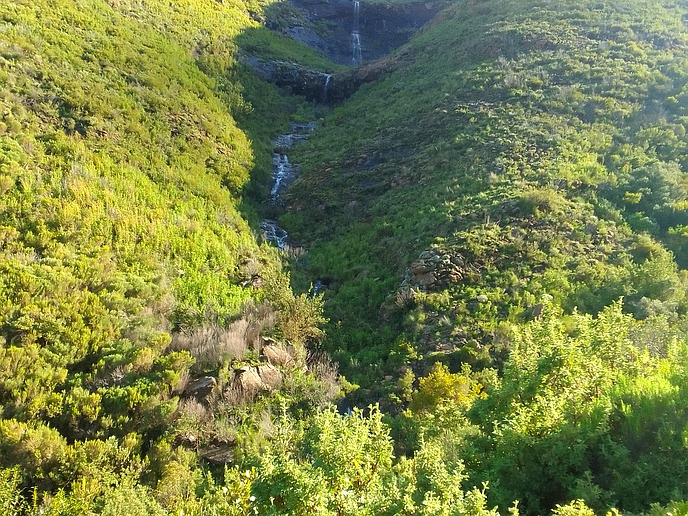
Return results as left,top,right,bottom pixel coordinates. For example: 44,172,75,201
410,262,434,274
257,364,283,390
201,444,234,464
236,367,263,393
184,376,216,399
413,273,436,287
532,303,544,318
260,335,280,347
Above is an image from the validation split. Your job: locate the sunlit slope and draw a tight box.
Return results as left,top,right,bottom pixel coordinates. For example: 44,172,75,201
0,0,290,423
286,0,688,375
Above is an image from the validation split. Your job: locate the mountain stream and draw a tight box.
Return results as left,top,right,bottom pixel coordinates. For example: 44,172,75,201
260,122,315,250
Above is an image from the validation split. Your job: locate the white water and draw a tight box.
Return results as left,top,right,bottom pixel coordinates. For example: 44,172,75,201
260,220,289,249
269,153,295,201
323,74,332,102
269,122,315,202
352,1,362,66
313,279,326,295
261,123,315,249
273,122,315,149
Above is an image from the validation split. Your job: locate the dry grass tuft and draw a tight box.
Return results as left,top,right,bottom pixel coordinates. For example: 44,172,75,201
307,351,341,402
171,320,251,372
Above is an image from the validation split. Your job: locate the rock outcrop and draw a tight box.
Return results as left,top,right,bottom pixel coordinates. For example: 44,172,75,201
244,58,333,102
278,0,443,65
183,376,217,399
325,51,410,103
243,52,409,104
401,247,473,292
201,444,234,464
233,364,284,394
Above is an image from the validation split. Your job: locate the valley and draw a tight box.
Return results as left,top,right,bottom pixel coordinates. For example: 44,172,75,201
1,0,688,514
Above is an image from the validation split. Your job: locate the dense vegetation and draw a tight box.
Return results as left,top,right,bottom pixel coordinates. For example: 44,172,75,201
0,0,335,513
2,0,688,513
284,0,688,511
287,0,688,393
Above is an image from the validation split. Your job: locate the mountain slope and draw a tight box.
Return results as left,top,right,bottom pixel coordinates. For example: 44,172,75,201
0,0,333,507
286,0,688,382
3,0,688,513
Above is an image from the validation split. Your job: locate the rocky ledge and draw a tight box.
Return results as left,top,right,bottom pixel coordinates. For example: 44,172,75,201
244,51,410,104
279,0,444,65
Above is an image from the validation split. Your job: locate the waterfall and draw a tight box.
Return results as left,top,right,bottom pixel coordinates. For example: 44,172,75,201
323,74,332,102
353,1,360,31
352,1,362,66
260,220,289,250
269,153,293,201
261,122,315,249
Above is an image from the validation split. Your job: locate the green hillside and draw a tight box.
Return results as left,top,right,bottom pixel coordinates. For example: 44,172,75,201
0,0,332,513
283,0,688,511
287,0,688,384
2,0,688,513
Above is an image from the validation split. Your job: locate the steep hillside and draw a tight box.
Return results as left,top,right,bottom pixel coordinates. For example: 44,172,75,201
286,0,688,382
0,0,333,512
4,0,688,514
275,1,688,510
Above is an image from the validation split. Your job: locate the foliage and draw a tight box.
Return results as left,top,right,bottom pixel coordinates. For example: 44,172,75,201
286,0,688,414
0,0,333,510
3,0,688,513
0,468,24,516
409,362,483,414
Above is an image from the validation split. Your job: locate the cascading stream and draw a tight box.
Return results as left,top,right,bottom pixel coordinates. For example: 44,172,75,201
261,122,315,249
259,220,289,249
261,124,328,293
352,1,362,66
269,153,293,201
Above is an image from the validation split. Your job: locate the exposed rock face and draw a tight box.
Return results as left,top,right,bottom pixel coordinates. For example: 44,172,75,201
201,444,234,464
233,364,284,394
236,366,265,394
326,51,409,103
243,52,409,104
245,0,444,103
281,0,443,65
244,58,332,102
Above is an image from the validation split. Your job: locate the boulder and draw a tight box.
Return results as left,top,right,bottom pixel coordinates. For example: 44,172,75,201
257,364,283,390
184,376,216,399
532,303,544,319
413,273,436,288
410,262,434,274
236,367,264,394
201,444,234,465
260,335,280,347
